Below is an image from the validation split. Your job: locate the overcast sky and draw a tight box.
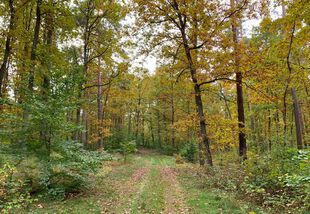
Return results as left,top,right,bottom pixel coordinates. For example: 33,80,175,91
140,2,283,75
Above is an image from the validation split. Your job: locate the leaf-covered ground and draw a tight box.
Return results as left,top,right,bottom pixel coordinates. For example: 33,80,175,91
25,150,262,214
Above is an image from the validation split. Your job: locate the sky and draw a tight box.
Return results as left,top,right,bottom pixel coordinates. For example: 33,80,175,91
141,2,283,75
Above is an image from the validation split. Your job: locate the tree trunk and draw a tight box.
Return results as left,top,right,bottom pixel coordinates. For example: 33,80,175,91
0,0,15,98
81,110,88,146
74,107,81,141
176,9,213,166
170,80,175,148
97,60,104,147
230,0,247,160
291,88,303,149
182,40,212,166
156,109,161,148
128,110,132,138
40,0,53,151
28,0,41,91
135,87,141,145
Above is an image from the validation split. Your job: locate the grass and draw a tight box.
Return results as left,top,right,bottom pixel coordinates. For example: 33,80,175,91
131,168,165,213
23,150,262,214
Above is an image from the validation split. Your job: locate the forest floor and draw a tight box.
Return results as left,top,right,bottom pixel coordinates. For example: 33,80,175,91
25,150,262,214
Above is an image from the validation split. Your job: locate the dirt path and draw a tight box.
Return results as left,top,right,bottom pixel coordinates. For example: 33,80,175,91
26,151,258,214
160,166,190,214
100,151,189,214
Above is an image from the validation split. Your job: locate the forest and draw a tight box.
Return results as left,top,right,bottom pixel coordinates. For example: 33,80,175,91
0,0,309,213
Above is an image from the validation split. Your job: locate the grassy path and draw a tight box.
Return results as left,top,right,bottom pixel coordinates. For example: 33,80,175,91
26,150,260,214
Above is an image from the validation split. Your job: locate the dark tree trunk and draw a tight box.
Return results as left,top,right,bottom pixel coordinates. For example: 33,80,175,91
268,109,272,151
74,107,81,141
0,0,15,98
182,36,213,166
170,80,175,148
150,115,155,146
128,111,132,139
28,0,42,91
156,109,161,149
40,0,54,151
236,73,247,159
175,6,213,166
230,0,247,160
291,88,303,149
97,60,104,147
135,87,141,145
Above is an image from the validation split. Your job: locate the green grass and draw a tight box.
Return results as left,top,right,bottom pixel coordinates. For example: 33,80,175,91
22,151,263,214
186,190,245,214
26,197,102,214
179,167,264,214
131,168,165,214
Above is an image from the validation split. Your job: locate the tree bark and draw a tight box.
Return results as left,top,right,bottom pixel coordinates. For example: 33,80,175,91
180,30,213,166
174,4,212,166
170,78,175,148
230,0,247,160
41,0,54,152
291,88,303,149
28,0,42,91
97,60,104,147
0,0,15,98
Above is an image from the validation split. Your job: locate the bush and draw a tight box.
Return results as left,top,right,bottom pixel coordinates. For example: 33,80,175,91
242,148,310,211
120,140,137,162
45,142,112,198
160,145,177,156
0,164,34,212
1,141,112,201
179,141,198,163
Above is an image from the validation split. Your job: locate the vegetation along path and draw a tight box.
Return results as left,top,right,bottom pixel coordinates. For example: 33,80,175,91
25,150,261,214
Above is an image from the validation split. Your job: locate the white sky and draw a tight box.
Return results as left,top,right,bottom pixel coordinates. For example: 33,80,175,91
142,3,283,75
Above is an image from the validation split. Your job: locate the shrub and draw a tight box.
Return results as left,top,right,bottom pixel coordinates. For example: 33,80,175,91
179,141,198,163
242,148,310,211
120,140,137,162
0,164,34,212
160,145,177,156
1,141,112,200
45,142,112,198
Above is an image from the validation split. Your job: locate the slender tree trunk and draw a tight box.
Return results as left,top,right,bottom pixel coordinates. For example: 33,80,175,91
156,109,161,149
268,109,272,151
248,98,256,143
183,44,213,166
0,0,15,98
282,95,288,144
177,9,212,166
74,107,81,141
141,116,145,146
135,87,141,145
41,0,53,152
28,0,41,91
219,84,232,120
150,114,155,146
81,110,88,146
275,110,280,143
170,81,175,148
97,60,104,147
291,88,303,149
81,13,90,145
128,111,132,138
230,0,247,160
